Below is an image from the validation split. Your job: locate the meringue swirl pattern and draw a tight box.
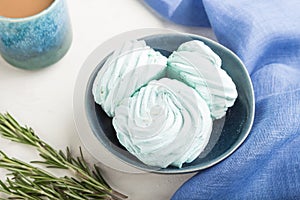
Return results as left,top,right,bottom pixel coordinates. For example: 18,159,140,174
92,40,167,117
113,78,212,168
167,40,238,119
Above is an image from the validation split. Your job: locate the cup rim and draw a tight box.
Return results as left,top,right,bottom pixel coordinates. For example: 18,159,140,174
0,0,59,22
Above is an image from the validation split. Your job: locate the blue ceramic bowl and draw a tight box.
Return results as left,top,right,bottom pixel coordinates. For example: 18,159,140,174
0,0,72,70
83,31,255,174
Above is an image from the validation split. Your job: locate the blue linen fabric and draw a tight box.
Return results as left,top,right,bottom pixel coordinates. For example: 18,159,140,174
144,0,300,199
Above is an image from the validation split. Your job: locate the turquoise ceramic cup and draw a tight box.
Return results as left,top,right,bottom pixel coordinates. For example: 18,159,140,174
0,0,72,70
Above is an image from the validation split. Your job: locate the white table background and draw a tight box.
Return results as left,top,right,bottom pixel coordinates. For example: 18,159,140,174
0,1,215,199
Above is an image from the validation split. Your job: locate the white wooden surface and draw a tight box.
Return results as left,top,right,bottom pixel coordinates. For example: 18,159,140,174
0,1,215,199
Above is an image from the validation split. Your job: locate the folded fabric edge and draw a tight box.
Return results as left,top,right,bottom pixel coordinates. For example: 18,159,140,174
144,0,211,27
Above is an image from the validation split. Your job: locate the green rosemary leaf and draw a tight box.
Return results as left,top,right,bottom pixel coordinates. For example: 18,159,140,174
0,112,127,200
58,149,67,161
0,180,10,193
93,164,110,186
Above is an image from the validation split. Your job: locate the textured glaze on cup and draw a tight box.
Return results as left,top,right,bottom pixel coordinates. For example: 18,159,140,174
0,0,72,70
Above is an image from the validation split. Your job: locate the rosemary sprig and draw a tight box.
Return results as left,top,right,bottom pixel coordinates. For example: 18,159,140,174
0,113,127,200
